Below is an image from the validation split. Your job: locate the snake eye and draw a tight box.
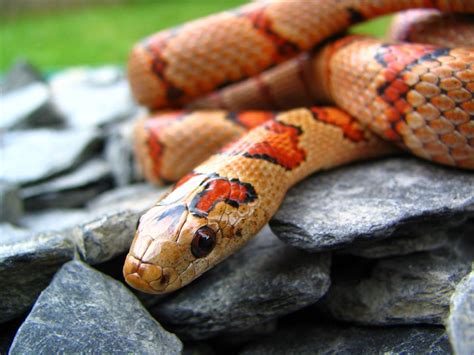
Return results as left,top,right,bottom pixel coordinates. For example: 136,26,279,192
191,226,216,258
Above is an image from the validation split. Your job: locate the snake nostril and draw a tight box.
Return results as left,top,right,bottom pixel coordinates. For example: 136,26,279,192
160,273,169,285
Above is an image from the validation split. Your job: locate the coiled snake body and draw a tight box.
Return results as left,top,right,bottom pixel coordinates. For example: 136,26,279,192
123,0,474,294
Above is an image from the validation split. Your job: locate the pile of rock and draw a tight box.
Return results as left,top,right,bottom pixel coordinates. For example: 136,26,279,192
1,61,473,354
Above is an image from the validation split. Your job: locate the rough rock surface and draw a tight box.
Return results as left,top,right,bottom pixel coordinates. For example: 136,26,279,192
447,270,474,355
317,229,473,325
0,60,44,94
241,324,451,354
0,129,100,185
0,232,76,323
20,209,90,233
341,228,449,259
21,158,113,210
0,223,30,243
152,226,331,340
50,67,137,128
0,83,64,130
9,261,182,354
0,182,23,224
71,209,141,265
105,118,141,186
87,183,163,214
271,158,474,251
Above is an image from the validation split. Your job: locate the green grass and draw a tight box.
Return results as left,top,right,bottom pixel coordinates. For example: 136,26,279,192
0,0,391,72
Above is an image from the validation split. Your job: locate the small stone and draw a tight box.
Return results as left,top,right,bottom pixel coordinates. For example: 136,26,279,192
151,226,331,340
0,232,76,323
21,158,113,210
71,209,141,265
87,183,164,214
241,324,451,354
0,83,64,130
447,270,474,355
50,67,138,128
0,181,23,224
0,129,101,185
271,158,474,251
20,209,90,233
9,261,182,354
0,60,44,94
341,228,449,258
317,227,473,325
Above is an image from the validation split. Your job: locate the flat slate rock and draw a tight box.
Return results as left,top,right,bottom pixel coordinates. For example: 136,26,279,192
0,231,76,323
105,118,141,186
0,182,23,224
20,209,90,233
87,183,164,215
70,209,141,265
50,66,137,128
447,270,474,355
0,60,44,94
0,223,30,243
0,129,100,185
0,83,64,130
341,228,449,259
21,158,113,210
241,324,451,354
317,226,473,326
151,226,331,340
270,158,474,251
9,260,182,354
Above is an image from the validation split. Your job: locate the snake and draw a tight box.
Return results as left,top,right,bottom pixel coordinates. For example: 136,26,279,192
122,0,474,294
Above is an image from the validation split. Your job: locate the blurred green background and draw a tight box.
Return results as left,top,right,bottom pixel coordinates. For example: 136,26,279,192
0,0,391,72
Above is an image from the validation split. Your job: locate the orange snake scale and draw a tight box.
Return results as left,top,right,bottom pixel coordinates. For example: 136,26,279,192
123,0,474,294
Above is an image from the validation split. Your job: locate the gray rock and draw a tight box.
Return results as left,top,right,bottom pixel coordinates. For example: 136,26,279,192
0,83,64,130
214,320,278,348
87,182,163,214
9,260,182,354
241,324,452,354
50,66,138,128
105,118,142,186
0,232,77,323
447,270,474,355
71,209,140,265
0,181,23,224
341,228,449,259
21,209,90,233
317,229,473,325
0,223,30,243
0,60,44,94
0,184,165,322
0,129,100,185
21,158,113,210
151,226,331,340
270,158,474,251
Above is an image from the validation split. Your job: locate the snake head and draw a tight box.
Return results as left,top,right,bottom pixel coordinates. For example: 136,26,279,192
123,172,257,294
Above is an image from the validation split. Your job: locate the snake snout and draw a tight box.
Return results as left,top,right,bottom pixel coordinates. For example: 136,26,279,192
123,238,185,294
123,254,162,293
